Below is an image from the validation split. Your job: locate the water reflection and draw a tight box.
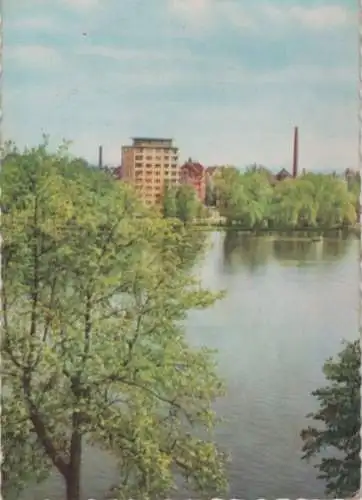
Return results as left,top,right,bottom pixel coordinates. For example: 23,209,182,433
223,231,271,272
223,230,355,272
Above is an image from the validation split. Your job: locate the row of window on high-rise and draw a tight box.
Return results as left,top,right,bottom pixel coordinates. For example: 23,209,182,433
135,154,178,161
135,164,178,170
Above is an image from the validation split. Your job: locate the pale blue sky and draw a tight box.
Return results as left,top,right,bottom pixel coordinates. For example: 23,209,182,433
4,0,358,171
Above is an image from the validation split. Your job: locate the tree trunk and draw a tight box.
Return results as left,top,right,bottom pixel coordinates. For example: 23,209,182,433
66,426,82,500
66,472,81,500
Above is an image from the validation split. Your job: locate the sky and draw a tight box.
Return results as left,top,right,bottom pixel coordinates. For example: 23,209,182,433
4,0,358,171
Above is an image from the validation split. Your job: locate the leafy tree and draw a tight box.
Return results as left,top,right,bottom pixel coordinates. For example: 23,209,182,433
213,168,244,225
162,183,177,218
304,173,356,227
215,167,357,230
270,178,317,229
238,171,273,229
1,141,228,500
215,169,272,229
300,340,360,498
205,179,216,207
175,184,199,223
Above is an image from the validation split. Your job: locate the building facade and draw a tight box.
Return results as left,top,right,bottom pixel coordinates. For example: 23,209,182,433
180,159,206,202
121,138,179,204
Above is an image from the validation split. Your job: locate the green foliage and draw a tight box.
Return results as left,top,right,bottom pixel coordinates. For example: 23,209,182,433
205,179,216,207
1,141,228,500
162,184,177,218
345,170,360,215
162,183,204,225
175,184,200,223
214,168,357,230
300,340,360,498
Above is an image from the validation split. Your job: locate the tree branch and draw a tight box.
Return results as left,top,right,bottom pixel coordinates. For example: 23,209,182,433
22,373,69,477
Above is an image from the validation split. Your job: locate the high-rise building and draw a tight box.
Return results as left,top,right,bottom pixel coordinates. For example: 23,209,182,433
121,137,179,205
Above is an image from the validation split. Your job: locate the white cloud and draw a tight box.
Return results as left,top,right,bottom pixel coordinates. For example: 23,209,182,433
167,0,219,30
168,0,255,31
290,5,351,29
261,4,352,30
6,45,63,70
169,0,353,31
169,0,211,17
61,0,101,10
75,45,186,62
253,65,353,85
7,16,57,31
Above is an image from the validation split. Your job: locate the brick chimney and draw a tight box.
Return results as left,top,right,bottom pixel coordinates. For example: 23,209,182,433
98,145,103,169
292,127,298,178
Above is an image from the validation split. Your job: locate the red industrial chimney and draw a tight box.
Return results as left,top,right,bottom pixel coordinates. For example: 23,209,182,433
98,145,103,169
292,126,298,178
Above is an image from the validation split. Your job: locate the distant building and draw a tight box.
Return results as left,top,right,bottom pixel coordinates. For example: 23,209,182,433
121,137,179,205
275,168,292,181
180,159,206,202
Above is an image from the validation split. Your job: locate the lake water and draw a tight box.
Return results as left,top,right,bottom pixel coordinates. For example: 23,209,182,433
26,231,359,500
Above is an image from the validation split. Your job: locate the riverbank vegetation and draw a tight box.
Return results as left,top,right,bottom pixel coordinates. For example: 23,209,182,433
1,140,227,500
162,183,207,222
300,340,360,498
210,167,359,230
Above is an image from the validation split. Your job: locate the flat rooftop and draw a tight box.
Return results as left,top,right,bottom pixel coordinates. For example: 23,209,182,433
132,137,173,142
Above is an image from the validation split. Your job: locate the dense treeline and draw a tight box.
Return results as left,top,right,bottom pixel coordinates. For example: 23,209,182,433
1,139,227,500
162,183,207,222
210,167,359,229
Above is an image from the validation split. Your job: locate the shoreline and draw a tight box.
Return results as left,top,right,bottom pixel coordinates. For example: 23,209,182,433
191,222,360,235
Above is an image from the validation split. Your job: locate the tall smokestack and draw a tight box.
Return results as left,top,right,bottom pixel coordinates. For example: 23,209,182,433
292,127,298,178
98,145,103,169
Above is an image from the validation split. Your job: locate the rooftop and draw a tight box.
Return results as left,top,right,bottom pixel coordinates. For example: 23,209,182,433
132,137,173,143
181,160,205,177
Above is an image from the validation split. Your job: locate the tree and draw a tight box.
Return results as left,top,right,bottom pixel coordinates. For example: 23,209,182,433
215,169,272,229
300,340,360,498
270,178,318,229
175,184,199,223
304,173,357,227
205,179,216,207
162,183,177,218
213,166,357,230
1,141,228,500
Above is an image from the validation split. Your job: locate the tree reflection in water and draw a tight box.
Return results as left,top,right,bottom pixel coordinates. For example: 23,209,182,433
222,230,355,272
